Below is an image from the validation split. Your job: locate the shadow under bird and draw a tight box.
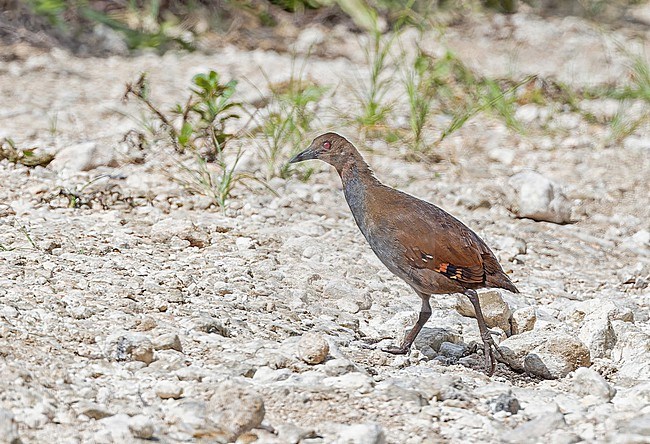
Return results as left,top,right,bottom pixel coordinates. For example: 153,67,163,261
289,132,519,375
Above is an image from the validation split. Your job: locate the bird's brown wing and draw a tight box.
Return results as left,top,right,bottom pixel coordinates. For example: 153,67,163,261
402,230,487,285
391,192,491,286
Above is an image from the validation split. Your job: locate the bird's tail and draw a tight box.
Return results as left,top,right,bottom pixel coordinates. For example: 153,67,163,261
482,253,519,293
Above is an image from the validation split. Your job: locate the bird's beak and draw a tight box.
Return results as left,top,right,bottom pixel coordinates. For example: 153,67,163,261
289,144,317,164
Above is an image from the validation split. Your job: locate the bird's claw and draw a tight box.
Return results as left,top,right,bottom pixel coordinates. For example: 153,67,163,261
480,330,503,376
381,345,409,355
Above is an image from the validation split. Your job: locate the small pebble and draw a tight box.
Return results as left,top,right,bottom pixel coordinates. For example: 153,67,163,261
104,332,155,364
439,342,468,359
493,392,521,414
153,333,183,352
129,415,155,439
298,332,329,365
155,380,184,399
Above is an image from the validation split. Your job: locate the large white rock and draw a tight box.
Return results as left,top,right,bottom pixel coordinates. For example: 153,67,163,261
335,423,386,444
507,171,572,224
499,325,590,379
566,299,634,324
565,299,632,359
73,401,114,420
293,26,326,53
611,321,650,381
514,104,541,123
570,367,616,403
153,333,183,352
578,312,617,359
621,229,650,256
323,279,360,300
167,385,265,442
165,400,211,437
96,413,131,442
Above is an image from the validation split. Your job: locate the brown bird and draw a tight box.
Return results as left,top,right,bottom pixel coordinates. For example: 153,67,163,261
289,132,518,375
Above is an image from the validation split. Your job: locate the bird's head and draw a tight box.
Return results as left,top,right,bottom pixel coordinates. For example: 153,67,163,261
289,132,356,169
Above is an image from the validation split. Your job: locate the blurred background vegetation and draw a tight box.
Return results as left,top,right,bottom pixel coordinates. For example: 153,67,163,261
0,0,648,55
1,0,648,208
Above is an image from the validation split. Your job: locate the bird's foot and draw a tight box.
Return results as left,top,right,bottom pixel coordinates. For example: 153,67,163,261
480,330,503,376
381,345,410,355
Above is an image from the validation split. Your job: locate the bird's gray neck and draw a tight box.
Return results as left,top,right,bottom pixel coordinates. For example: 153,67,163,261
340,161,378,238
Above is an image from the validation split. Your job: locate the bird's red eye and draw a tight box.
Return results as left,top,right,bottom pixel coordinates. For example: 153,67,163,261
322,141,331,150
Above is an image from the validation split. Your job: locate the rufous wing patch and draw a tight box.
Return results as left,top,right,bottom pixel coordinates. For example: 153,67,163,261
405,247,484,284
436,263,462,279
435,262,484,283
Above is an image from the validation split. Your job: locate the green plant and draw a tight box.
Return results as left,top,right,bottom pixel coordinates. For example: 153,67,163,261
0,138,54,167
26,0,196,52
19,226,38,249
27,0,68,27
420,50,527,141
607,54,650,103
0,225,39,251
577,48,650,105
269,0,321,12
48,112,59,137
402,48,436,152
438,76,531,141
176,71,242,157
56,174,114,208
253,58,327,179
482,0,517,13
123,71,269,209
482,79,523,133
82,3,195,52
346,0,418,130
608,102,647,143
517,78,583,111
353,16,399,128
124,71,243,161
176,152,275,209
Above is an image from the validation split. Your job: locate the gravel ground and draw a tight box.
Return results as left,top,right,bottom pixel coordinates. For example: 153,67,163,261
0,7,649,444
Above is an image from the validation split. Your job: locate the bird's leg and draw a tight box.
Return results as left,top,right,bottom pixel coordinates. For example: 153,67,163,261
465,289,503,376
383,296,431,355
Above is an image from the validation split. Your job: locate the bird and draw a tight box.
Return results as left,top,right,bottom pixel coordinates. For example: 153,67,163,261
289,132,519,375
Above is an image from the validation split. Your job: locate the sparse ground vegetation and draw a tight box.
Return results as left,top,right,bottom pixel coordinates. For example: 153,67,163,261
1,1,649,442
